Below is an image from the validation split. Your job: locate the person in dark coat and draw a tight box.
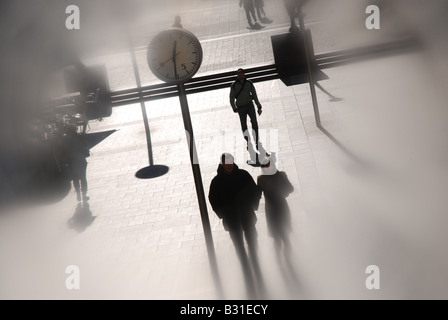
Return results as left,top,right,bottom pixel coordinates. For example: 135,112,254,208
208,153,264,298
257,154,294,257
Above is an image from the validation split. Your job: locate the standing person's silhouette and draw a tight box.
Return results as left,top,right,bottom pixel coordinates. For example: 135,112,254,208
63,126,90,202
172,15,183,28
208,153,265,298
230,68,264,164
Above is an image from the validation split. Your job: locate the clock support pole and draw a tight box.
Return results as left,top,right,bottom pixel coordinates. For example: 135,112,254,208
177,82,223,298
128,28,154,166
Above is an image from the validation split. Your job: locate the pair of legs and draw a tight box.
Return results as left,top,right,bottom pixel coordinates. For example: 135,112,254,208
71,161,89,202
254,0,272,22
254,0,265,18
237,103,259,149
241,0,260,28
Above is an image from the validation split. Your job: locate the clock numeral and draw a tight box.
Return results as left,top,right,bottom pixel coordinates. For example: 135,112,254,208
181,63,187,71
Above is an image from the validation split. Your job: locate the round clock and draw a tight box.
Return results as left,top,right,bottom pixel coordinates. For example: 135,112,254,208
147,28,203,84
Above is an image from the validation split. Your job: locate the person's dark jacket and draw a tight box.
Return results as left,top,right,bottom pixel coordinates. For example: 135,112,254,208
229,77,262,111
209,163,261,231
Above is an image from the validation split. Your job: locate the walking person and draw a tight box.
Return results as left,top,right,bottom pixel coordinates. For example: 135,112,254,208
208,153,265,299
230,68,264,164
257,154,299,293
63,126,90,202
257,155,294,261
172,15,183,28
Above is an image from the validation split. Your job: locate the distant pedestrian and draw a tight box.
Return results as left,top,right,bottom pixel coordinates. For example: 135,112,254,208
283,0,309,32
254,0,273,24
208,153,265,298
63,126,90,202
172,15,183,28
239,0,262,30
257,154,294,258
230,68,264,163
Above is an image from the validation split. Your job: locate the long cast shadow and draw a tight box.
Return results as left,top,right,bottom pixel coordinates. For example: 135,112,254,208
67,201,96,233
82,129,117,150
275,248,311,299
0,130,118,211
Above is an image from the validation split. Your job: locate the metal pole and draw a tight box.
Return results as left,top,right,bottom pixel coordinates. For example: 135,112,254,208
127,29,154,166
177,82,223,299
297,11,321,127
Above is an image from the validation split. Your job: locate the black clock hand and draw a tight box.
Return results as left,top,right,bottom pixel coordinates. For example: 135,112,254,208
173,41,179,80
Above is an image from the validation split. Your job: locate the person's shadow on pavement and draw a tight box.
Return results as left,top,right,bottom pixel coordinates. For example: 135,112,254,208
67,201,96,233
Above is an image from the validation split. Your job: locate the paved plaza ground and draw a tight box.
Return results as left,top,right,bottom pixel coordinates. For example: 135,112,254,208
1,0,448,300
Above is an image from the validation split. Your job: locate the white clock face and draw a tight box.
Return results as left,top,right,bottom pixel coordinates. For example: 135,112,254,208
147,28,203,84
